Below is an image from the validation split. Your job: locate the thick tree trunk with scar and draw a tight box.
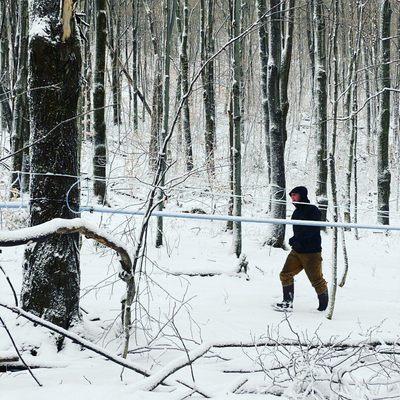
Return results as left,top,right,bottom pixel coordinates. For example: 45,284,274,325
22,0,82,343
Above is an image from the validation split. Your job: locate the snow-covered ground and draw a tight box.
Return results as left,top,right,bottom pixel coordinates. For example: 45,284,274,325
1,206,399,399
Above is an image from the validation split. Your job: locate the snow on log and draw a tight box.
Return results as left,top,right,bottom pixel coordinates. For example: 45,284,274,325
0,218,132,281
0,303,153,378
132,343,213,391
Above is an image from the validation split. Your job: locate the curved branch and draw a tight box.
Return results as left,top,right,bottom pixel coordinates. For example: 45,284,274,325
0,218,133,282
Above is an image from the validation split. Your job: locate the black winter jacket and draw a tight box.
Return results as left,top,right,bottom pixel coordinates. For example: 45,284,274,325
289,202,322,253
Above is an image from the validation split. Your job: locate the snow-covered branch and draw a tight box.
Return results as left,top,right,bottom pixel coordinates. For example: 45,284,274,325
0,218,133,282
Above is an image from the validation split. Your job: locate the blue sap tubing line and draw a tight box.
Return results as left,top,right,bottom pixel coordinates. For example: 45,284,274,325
0,202,398,232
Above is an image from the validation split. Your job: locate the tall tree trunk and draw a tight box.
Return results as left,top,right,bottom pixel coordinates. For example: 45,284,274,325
363,40,372,155
200,0,215,176
265,0,286,248
313,0,328,221
10,0,30,197
327,0,339,320
0,2,11,132
280,0,295,146
180,0,193,171
132,0,139,133
257,0,270,185
110,0,121,125
232,0,242,257
377,0,391,225
145,0,163,171
93,0,108,204
155,0,175,248
22,0,81,340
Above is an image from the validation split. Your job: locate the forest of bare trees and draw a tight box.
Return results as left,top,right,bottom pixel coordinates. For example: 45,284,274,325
0,0,400,397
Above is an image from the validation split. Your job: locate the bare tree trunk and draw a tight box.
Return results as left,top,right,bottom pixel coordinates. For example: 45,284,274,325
280,0,295,146
180,0,193,171
132,0,139,133
109,0,122,125
327,0,339,320
22,0,82,343
363,40,372,155
200,0,215,176
93,0,108,204
313,0,328,222
257,0,270,184
0,1,12,133
265,0,286,248
145,0,163,171
10,0,29,197
155,0,175,248
231,0,242,257
377,0,391,225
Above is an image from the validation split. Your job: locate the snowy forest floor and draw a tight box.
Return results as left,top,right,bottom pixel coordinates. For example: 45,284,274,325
0,206,399,399
1,107,400,398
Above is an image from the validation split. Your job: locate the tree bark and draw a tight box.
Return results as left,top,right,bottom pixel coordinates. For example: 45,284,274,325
155,0,175,248
231,0,242,257
257,0,270,184
265,0,286,248
377,0,391,225
10,0,30,197
22,0,82,340
93,0,108,203
180,0,193,171
200,0,215,176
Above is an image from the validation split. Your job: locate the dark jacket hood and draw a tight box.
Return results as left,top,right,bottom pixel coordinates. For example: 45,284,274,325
289,186,310,204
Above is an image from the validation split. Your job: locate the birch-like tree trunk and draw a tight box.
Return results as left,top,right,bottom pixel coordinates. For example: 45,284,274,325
265,0,286,248
93,0,108,204
377,0,391,225
22,0,81,339
327,0,339,320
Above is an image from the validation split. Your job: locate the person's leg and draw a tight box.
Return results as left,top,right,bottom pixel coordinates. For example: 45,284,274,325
299,252,327,295
274,251,304,311
279,250,304,288
299,252,329,311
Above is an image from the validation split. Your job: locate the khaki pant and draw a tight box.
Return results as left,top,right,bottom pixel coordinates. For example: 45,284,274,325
280,250,327,295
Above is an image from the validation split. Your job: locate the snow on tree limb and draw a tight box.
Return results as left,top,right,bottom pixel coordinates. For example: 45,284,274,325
0,218,132,282
0,302,153,378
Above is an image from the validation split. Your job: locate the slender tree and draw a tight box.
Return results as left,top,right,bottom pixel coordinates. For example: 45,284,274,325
200,0,216,176
257,0,270,184
93,0,108,204
10,0,30,197
231,0,242,257
265,0,286,248
179,0,193,171
132,0,139,133
313,0,328,221
22,0,82,339
377,0,391,225
155,0,175,248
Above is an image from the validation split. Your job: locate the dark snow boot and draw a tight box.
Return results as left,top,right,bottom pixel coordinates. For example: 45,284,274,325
272,284,294,312
317,290,329,311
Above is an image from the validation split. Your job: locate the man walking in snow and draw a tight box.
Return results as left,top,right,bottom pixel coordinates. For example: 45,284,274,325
273,186,329,312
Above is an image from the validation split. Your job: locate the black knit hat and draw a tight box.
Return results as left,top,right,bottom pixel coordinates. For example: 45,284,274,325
289,186,309,201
